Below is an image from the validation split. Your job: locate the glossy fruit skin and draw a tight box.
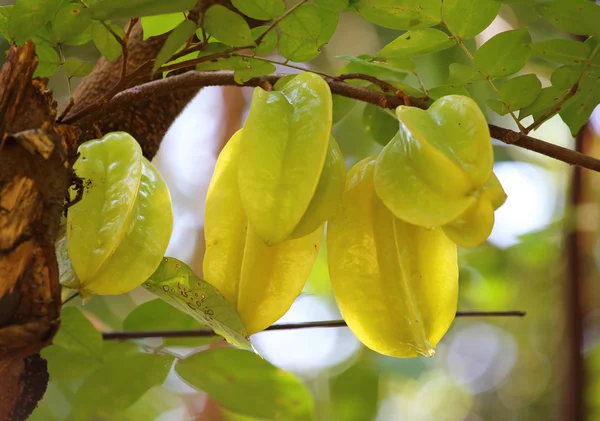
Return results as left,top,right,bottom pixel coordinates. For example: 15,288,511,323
290,136,346,239
238,72,333,245
66,132,173,297
327,156,458,358
204,130,323,335
374,95,493,229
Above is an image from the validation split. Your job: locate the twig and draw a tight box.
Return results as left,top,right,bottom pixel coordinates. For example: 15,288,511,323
66,70,600,172
237,54,332,78
119,18,139,80
100,21,126,49
62,292,80,306
337,72,411,104
102,311,526,340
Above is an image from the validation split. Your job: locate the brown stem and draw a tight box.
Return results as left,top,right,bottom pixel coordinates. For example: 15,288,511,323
102,311,526,340
62,70,600,172
563,123,589,421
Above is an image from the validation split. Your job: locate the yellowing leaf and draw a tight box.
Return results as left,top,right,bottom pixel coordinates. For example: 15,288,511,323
327,157,458,357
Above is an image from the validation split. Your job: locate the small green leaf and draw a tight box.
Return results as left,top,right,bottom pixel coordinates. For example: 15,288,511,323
89,0,196,20
338,55,415,79
6,0,62,44
153,19,196,72
531,38,591,65
278,4,321,41
315,0,349,12
251,26,278,54
353,0,441,30
537,0,600,37
332,95,356,123
551,65,581,89
446,63,484,86
376,28,455,59
498,74,541,109
486,99,511,116
233,58,276,83
442,0,500,39
141,12,185,40
64,24,92,46
91,21,124,62
52,3,92,43
279,33,320,62
123,299,217,348
71,353,174,418
52,307,103,357
143,257,251,349
560,73,600,136
474,28,531,77
204,5,255,47
0,6,12,40
428,85,470,100
41,345,100,381
363,104,398,146
231,0,285,20
518,86,567,120
175,348,314,421
33,43,60,78
62,58,93,77
317,6,339,46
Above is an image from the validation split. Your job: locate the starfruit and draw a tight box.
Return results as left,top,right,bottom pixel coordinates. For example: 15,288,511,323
327,156,458,358
204,130,324,334
65,132,173,298
442,172,507,247
238,72,333,245
374,95,493,229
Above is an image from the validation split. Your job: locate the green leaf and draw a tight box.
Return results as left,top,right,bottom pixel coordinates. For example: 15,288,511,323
363,104,398,146
316,6,339,46
123,299,217,347
251,26,278,54
376,28,455,59
537,0,600,37
41,345,100,382
486,99,511,116
390,80,425,97
427,85,470,100
531,38,591,65
231,0,285,20
560,73,600,136
71,353,174,419
332,95,356,123
0,6,13,40
175,348,314,421
474,28,531,77
279,33,320,62
141,12,185,40
316,0,349,12
52,3,92,43
91,21,124,62
338,55,415,79
143,257,251,349
52,307,103,357
204,5,255,47
153,19,196,72
89,0,196,20
518,86,567,120
64,24,92,46
446,63,484,86
6,0,62,44
62,58,93,77
278,4,321,41
233,58,276,84
498,74,541,109
353,0,441,30
442,0,500,39
551,65,581,89
33,43,60,78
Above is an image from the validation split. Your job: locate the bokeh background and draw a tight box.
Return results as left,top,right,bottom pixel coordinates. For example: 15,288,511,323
7,1,599,419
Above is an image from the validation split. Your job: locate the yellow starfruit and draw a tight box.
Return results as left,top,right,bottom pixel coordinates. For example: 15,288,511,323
204,130,323,334
327,156,458,358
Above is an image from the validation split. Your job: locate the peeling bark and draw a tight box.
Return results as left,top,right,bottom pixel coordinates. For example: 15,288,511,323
0,42,72,420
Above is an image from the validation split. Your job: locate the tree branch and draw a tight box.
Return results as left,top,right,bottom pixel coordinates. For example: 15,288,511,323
102,311,526,340
66,70,600,172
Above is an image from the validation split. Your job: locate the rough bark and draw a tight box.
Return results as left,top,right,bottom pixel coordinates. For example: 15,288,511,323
0,42,72,421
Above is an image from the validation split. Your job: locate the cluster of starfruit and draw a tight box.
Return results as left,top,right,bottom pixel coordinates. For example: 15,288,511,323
206,72,506,358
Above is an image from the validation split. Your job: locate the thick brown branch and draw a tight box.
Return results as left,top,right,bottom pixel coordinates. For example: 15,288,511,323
70,70,600,172
102,311,526,340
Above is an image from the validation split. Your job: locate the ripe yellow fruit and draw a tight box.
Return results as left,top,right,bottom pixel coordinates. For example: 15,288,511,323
204,130,323,334
327,156,458,358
